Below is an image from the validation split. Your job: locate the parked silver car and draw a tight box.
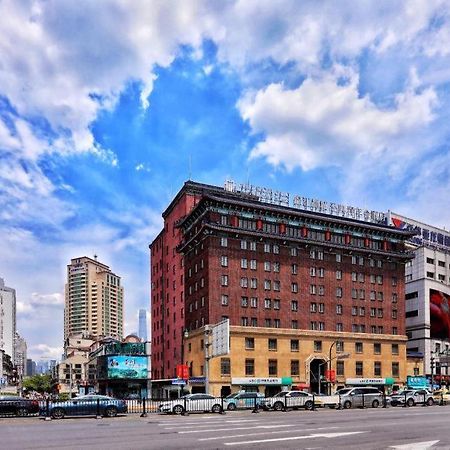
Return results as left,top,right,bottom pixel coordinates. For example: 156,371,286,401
390,389,434,407
262,390,315,411
158,394,226,415
337,387,384,409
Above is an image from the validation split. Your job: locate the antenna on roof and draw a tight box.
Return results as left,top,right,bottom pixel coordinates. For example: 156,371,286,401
188,153,192,180
94,254,98,261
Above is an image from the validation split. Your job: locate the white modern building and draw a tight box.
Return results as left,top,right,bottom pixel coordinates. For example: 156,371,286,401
388,212,450,379
0,278,16,364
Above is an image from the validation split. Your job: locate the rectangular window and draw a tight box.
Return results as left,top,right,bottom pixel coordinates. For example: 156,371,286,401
392,362,399,377
318,303,325,313
273,280,280,291
310,321,318,330
274,318,280,328
392,309,398,319
268,359,278,376
370,307,376,317
310,302,317,313
392,277,398,287
250,278,258,289
336,287,343,298
291,339,299,352
291,300,298,312
221,358,231,375
264,280,271,290
221,256,228,267
291,247,298,257
314,340,322,352
336,253,342,263
245,359,255,376
318,267,324,278
250,241,257,251
250,259,257,270
374,343,381,354
291,360,300,376
221,275,228,286
427,257,435,264
337,360,344,376
240,240,247,250
273,262,280,273
220,237,228,247
352,288,358,299
241,296,248,307
273,299,280,310
264,298,271,309
336,304,343,315
240,277,248,288
392,327,398,335
292,264,298,274
264,318,271,327
336,341,344,352
250,297,258,308
310,284,317,295
264,261,271,271
291,320,298,329
292,282,298,293
245,337,255,350
352,306,358,316
351,271,357,282
377,275,383,285
392,293,398,303
310,267,316,277
355,361,363,376
241,258,248,269
377,308,383,318
241,317,248,326
392,344,399,355
405,310,418,318
374,361,381,377
264,243,271,253
318,285,325,296
359,307,365,316
377,292,384,301
273,244,280,254
336,270,342,280
221,295,229,306
370,290,376,301
355,342,363,353
268,339,277,351
336,323,343,331
250,317,257,327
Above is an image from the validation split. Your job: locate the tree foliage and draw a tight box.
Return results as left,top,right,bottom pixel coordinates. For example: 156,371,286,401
22,374,53,393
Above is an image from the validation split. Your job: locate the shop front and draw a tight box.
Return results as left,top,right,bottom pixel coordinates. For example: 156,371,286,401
231,377,293,396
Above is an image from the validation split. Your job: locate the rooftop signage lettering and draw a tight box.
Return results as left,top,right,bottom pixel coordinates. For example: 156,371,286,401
224,180,387,224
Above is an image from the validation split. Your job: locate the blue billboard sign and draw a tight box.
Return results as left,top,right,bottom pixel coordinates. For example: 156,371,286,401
107,356,147,379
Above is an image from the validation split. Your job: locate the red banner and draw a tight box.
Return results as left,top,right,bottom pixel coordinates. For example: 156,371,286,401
176,364,189,380
325,369,336,382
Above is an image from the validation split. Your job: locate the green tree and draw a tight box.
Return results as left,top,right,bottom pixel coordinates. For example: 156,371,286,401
22,374,53,393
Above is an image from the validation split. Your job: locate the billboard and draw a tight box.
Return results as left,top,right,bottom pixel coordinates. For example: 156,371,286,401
107,356,148,379
430,289,450,340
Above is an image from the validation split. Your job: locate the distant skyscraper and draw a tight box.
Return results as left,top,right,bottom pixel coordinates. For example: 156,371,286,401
14,332,27,378
138,309,147,342
64,256,124,343
0,278,16,362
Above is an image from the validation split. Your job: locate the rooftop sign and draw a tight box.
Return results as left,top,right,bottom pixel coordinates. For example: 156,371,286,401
224,180,387,224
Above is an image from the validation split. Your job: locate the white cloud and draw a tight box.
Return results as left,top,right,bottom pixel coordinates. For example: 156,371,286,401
239,71,437,172
29,344,63,360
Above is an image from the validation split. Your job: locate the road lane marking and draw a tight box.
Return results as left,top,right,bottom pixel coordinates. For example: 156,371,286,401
161,419,261,428
224,431,368,446
198,426,341,441
178,424,296,434
390,441,439,449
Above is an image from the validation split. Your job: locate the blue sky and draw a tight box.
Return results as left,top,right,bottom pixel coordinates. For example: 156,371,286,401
1,0,450,360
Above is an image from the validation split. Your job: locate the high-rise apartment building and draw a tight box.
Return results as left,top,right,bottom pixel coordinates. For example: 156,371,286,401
14,332,27,379
151,181,414,395
0,278,16,363
138,309,148,342
389,213,450,382
64,256,124,343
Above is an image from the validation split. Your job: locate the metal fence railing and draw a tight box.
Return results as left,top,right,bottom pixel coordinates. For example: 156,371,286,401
1,392,449,419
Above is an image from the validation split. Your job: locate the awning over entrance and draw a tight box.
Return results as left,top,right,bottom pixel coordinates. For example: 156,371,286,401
346,378,395,386
231,377,292,385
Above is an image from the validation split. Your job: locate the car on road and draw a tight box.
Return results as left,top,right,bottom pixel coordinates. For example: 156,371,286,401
0,396,40,417
262,390,315,411
389,389,434,407
46,395,127,419
226,392,265,410
158,393,226,415
336,387,384,409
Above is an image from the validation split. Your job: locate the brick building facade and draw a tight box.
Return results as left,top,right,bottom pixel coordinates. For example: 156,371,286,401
150,181,414,394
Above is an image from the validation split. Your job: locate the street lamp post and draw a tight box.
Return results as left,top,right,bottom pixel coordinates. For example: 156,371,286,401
328,341,337,395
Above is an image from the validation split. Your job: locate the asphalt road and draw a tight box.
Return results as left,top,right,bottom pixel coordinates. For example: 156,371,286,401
1,406,449,449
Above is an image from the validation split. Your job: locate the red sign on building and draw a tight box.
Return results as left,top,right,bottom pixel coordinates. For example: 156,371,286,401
325,369,336,383
176,364,189,380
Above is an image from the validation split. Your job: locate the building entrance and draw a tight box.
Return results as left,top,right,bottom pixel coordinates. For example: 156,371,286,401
309,358,326,394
